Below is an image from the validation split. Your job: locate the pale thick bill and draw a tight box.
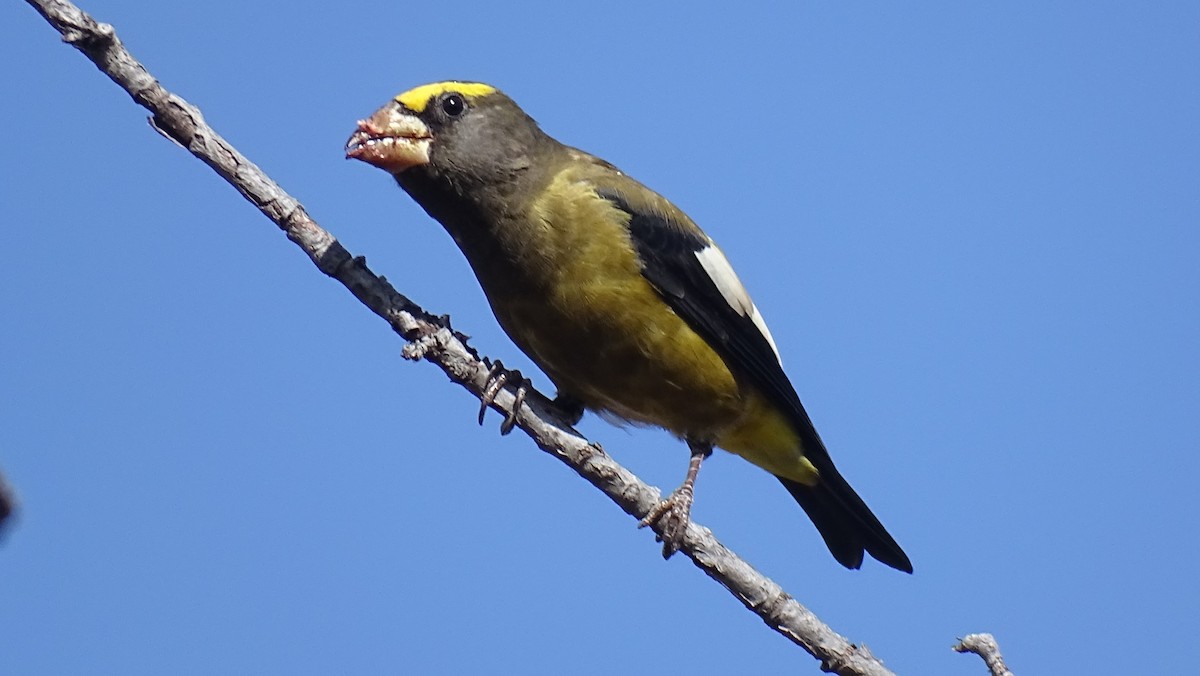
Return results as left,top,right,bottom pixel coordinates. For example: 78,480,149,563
345,105,433,173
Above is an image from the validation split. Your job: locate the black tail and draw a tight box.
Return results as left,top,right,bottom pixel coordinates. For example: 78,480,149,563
779,466,912,573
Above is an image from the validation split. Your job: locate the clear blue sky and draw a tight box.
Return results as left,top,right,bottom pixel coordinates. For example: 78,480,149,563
3,2,1198,674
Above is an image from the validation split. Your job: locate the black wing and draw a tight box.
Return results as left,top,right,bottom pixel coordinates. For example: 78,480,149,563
597,189,824,455
598,189,913,573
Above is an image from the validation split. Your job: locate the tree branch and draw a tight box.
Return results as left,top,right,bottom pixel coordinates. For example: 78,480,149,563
24,1,899,673
954,633,1015,676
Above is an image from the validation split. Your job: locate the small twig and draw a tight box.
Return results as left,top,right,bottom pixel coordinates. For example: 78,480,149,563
23,1,903,674
954,633,1014,676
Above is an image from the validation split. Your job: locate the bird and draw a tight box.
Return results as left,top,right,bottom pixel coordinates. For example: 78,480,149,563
345,81,912,573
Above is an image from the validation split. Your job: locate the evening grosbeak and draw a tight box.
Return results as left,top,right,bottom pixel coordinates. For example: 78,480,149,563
346,81,911,572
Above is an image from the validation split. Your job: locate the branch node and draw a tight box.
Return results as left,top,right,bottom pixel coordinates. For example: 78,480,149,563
401,325,442,361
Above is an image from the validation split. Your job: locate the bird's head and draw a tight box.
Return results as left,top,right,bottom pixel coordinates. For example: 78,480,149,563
346,81,554,191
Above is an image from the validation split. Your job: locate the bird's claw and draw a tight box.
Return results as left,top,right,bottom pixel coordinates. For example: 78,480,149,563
639,485,695,559
478,360,526,435
499,383,526,435
478,361,507,425
639,444,709,559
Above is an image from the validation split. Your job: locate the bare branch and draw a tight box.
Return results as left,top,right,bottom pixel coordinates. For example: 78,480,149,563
23,1,901,673
954,633,1015,676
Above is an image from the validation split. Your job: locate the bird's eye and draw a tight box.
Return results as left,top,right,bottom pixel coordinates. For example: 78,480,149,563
441,94,466,117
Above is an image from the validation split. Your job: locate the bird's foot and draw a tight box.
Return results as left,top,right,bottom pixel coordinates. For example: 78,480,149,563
638,442,711,559
478,360,526,435
639,484,695,559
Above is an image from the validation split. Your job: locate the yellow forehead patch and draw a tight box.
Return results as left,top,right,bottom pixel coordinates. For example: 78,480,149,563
395,81,497,113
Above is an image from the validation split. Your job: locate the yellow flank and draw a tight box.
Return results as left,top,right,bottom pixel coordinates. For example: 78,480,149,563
717,391,820,485
395,81,497,112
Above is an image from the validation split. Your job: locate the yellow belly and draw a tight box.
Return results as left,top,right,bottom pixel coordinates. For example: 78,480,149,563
495,262,745,440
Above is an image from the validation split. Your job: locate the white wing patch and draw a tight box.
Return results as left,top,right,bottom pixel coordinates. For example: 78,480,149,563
694,243,782,364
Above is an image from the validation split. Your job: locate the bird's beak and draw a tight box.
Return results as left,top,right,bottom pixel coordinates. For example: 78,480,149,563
345,104,432,173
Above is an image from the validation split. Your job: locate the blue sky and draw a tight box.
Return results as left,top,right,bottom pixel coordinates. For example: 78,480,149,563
3,2,1198,674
